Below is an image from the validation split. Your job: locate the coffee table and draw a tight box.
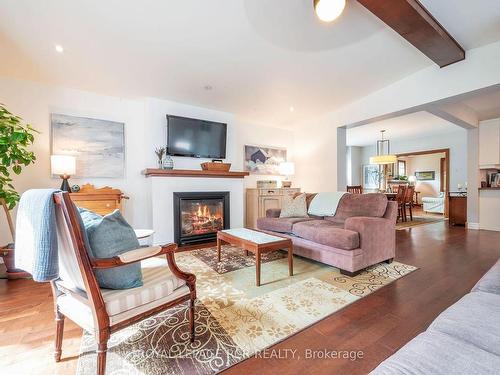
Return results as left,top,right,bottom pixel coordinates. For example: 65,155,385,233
217,228,293,286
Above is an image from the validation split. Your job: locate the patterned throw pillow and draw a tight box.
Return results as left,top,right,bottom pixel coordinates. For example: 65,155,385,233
280,193,309,218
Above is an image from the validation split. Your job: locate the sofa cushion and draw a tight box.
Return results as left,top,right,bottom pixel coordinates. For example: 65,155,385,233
292,220,359,250
280,193,309,218
334,193,388,221
427,291,500,356
257,217,314,233
472,259,500,295
370,331,500,375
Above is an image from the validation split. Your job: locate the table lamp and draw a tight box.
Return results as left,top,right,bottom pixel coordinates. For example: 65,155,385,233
408,175,417,186
279,162,295,188
51,155,76,192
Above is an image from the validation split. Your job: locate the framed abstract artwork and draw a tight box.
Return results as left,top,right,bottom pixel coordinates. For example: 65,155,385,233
244,145,287,175
51,114,125,178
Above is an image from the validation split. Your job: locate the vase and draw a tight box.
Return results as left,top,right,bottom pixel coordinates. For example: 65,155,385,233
163,154,174,170
157,159,164,169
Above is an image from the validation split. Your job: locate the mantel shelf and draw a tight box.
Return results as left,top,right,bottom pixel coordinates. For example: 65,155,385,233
142,168,249,179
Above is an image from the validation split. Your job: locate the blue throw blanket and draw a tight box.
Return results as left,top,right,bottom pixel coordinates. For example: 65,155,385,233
14,189,59,282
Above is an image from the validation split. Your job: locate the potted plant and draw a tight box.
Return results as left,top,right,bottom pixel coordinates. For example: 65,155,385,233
154,147,165,169
0,104,38,276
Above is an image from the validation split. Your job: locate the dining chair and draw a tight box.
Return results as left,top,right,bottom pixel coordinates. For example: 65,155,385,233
404,185,415,222
395,185,407,222
347,185,363,194
51,192,196,375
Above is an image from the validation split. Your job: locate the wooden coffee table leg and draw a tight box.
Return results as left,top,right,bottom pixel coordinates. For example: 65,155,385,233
256,249,261,286
217,236,222,262
288,246,293,276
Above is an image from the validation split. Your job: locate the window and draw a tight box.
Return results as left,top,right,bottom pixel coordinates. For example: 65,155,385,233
397,160,406,177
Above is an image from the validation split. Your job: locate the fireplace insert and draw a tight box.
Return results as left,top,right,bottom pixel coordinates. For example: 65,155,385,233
173,192,230,245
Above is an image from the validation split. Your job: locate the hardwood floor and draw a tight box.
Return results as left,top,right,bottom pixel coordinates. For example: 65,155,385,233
1,222,499,374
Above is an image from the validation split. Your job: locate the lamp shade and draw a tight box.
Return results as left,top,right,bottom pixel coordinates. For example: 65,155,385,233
279,162,295,176
51,155,76,176
408,175,417,183
369,154,398,165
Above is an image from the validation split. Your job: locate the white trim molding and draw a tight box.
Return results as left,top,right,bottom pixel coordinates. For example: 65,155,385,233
467,222,480,230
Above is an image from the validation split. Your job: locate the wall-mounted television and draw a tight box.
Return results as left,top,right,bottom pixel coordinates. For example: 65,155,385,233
166,115,227,159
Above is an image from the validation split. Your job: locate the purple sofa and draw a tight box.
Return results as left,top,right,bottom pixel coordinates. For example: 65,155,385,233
257,193,397,276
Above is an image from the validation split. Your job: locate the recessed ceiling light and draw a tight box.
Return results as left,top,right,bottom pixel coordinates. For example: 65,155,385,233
313,0,346,22
55,44,64,53
204,85,213,91
289,106,295,112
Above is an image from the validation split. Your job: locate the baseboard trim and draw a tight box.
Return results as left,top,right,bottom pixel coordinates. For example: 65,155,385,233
467,222,480,230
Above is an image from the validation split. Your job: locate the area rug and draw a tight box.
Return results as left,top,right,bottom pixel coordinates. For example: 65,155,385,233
77,246,417,374
396,215,446,230
191,245,287,274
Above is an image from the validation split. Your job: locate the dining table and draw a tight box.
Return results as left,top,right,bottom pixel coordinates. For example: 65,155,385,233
384,192,397,201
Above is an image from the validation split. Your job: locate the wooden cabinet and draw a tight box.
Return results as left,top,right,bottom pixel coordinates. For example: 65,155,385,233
479,120,500,168
245,188,300,229
448,193,467,227
69,184,127,215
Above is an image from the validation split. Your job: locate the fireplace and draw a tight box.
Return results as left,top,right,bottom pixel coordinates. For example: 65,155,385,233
173,192,230,245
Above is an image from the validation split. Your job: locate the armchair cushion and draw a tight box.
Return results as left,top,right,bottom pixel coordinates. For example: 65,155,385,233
57,257,187,331
78,208,143,290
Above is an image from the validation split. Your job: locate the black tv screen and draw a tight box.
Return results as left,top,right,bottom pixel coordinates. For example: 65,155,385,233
166,115,227,159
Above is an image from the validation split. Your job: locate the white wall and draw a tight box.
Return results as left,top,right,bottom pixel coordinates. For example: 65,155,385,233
356,130,467,192
346,146,362,186
0,78,294,242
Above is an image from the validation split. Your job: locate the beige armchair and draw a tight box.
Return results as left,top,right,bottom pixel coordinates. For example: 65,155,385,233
51,192,196,375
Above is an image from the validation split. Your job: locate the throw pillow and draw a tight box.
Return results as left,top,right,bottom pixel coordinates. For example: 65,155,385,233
77,207,143,289
280,193,309,218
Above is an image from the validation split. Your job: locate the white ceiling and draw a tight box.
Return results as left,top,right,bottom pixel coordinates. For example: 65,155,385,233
346,111,462,147
1,0,500,127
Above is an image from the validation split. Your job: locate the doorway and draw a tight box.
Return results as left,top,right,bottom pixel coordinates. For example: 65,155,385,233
395,148,450,219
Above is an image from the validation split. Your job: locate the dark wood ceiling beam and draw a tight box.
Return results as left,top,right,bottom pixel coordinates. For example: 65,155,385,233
357,0,465,67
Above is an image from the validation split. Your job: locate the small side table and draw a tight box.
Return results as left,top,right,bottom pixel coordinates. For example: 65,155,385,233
134,229,155,247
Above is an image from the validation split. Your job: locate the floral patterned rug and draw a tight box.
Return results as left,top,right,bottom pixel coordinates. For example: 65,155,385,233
77,246,417,374
191,245,287,274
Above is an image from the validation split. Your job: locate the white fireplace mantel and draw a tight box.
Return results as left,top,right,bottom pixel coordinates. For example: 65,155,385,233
148,175,245,245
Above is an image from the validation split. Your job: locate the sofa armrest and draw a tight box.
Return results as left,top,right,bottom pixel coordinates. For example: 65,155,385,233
266,208,282,218
344,217,395,259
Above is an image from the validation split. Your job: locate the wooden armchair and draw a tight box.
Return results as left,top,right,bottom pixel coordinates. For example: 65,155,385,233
51,192,196,375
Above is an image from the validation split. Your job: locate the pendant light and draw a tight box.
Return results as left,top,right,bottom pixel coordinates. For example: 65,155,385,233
313,0,346,22
369,130,398,165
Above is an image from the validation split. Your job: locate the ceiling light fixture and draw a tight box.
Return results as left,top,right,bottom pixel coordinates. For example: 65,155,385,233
313,0,346,22
55,44,64,53
289,106,295,112
369,130,398,165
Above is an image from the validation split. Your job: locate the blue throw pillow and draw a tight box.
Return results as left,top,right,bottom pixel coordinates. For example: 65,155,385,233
77,207,143,289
